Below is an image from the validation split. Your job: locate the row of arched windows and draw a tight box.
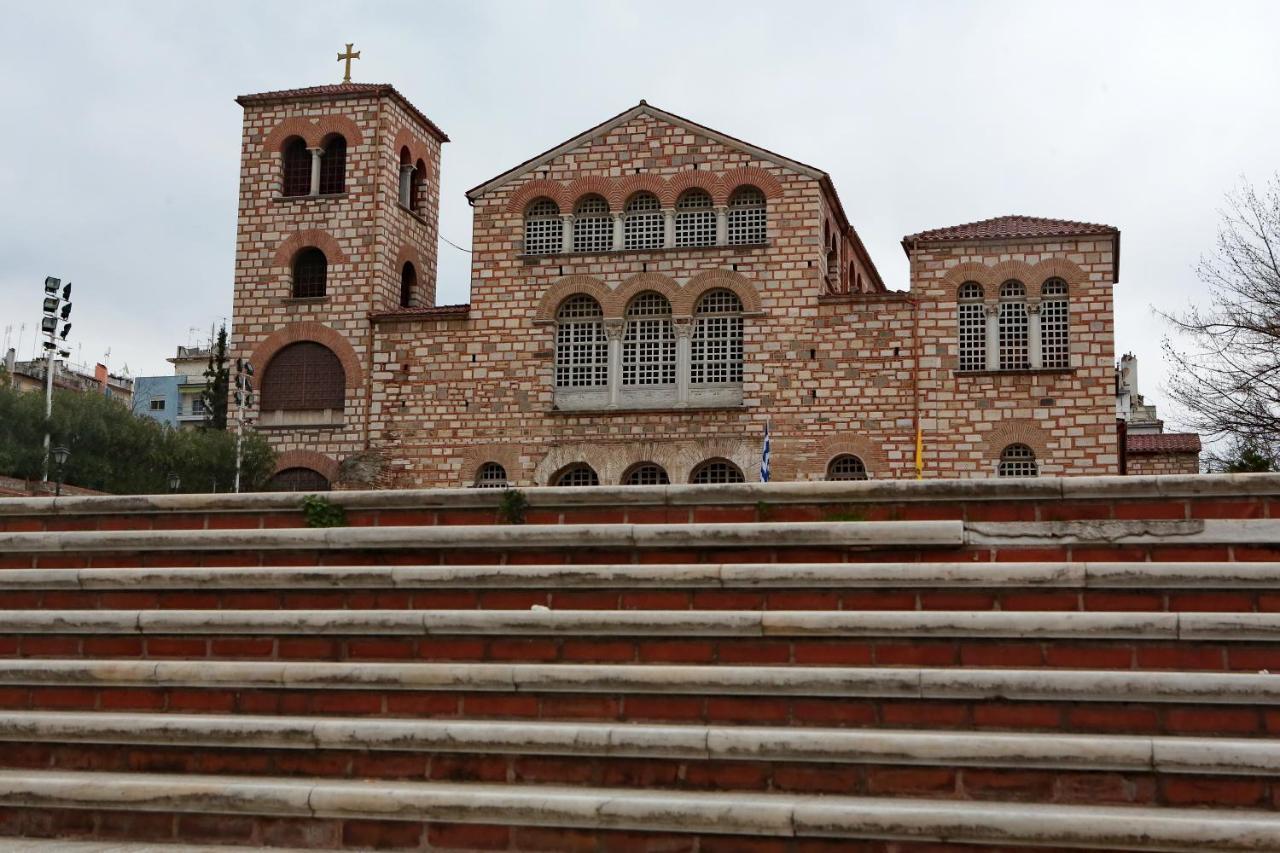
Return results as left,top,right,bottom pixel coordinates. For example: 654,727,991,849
288,248,417,308
525,186,767,255
957,278,1070,372
281,135,347,197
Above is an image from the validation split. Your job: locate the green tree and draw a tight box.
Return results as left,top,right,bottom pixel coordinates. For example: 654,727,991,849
201,324,230,431
1210,436,1277,473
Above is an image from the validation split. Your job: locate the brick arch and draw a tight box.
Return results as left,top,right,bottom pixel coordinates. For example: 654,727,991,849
535,445,613,486
565,177,617,212
1030,257,1089,291
984,419,1051,460
940,262,996,291
680,269,762,317
272,229,349,268
392,128,432,174
271,450,340,484
662,172,723,208
717,167,784,205
986,261,1037,290
507,179,568,214
532,275,615,322
612,174,667,210
816,433,887,480
669,438,759,484
248,322,364,390
457,443,525,486
618,273,681,316
261,114,364,155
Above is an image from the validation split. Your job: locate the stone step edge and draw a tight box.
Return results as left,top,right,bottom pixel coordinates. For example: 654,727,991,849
6,562,1280,590
0,520,964,554
0,842,324,853
0,711,1272,776
0,769,1277,851
7,609,1280,641
3,660,1278,704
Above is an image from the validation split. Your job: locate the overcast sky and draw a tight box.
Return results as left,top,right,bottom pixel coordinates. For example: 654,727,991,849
3,0,1278,431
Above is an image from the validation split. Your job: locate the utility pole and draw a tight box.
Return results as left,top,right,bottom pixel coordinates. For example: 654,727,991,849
232,356,255,493
39,277,73,483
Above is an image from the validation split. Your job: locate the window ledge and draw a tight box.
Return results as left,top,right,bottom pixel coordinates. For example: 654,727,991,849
954,368,1075,377
519,242,769,261
281,296,330,305
273,192,348,204
397,203,430,226
549,403,748,417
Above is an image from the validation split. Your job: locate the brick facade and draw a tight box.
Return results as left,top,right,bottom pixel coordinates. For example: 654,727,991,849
229,84,1121,488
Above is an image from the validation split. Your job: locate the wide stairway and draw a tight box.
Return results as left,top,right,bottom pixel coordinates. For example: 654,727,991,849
0,474,1278,852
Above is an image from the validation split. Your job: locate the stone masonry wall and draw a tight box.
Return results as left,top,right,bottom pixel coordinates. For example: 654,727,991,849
1129,452,1201,475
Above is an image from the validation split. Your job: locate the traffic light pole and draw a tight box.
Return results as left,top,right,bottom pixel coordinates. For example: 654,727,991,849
39,277,71,485
232,357,255,493
41,332,55,483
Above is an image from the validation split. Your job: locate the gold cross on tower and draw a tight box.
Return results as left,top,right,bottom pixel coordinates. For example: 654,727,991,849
337,43,361,83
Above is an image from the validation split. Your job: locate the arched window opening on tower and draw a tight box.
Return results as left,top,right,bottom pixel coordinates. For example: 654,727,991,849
291,248,328,299
259,341,345,427
826,454,869,481
727,186,767,245
957,282,986,372
400,262,417,309
572,195,612,253
281,137,311,197
411,159,426,212
623,463,670,486
675,189,716,247
474,462,508,488
690,289,743,385
997,280,1030,370
622,292,676,387
266,467,330,492
1040,278,1070,369
623,192,663,250
554,464,599,487
318,134,346,195
690,459,745,484
998,443,1039,477
524,197,562,255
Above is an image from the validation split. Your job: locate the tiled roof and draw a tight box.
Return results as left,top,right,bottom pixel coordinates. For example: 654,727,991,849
370,304,471,321
1126,433,1202,454
236,83,448,142
904,215,1117,244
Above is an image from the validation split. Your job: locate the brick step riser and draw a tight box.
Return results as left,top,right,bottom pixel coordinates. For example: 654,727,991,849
0,743,1269,810
0,688,1273,736
5,635,1278,672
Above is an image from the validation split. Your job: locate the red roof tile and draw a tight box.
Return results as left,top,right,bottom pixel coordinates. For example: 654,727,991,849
236,83,448,142
904,215,1117,244
1126,433,1202,454
370,304,471,321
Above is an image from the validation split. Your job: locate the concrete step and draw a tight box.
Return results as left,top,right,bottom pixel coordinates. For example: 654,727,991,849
1,769,1278,851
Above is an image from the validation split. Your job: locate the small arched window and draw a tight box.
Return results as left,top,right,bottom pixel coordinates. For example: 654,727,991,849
292,248,327,299
282,137,311,197
410,159,426,212
474,462,508,488
691,289,743,385
1040,278,1069,369
957,282,986,372
827,455,869,481
572,195,612,253
623,463,670,486
727,186,766,245
998,443,1039,477
690,459,746,484
524,197,562,255
623,292,676,387
998,280,1029,370
623,192,663,250
555,464,599,487
266,467,330,492
318,135,346,195
554,295,607,388
400,262,416,309
260,342,345,411
675,189,716,247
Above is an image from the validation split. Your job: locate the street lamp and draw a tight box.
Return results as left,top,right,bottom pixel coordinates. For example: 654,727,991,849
51,445,70,497
167,472,181,494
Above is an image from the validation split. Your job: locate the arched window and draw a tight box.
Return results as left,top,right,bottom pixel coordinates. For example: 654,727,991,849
572,195,612,253
292,248,327,299
690,459,745,484
623,192,663,250
675,189,716,247
555,464,599,487
1040,278,1069,369
318,135,346,195
260,342,345,411
827,455,869,481
266,467,330,492
727,186,766,245
554,295,607,388
623,292,676,386
957,282,986,372
282,138,311,197
998,443,1039,477
524,198,562,255
623,463,670,486
400,262,416,309
474,462,508,488
691,289,743,385
998,281,1029,370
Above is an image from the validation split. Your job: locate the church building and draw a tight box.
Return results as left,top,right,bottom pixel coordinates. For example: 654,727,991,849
229,77,1124,490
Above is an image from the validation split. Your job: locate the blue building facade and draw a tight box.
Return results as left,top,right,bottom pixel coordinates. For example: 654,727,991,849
131,375,182,428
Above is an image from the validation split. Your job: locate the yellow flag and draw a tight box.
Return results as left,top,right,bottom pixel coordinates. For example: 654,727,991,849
914,425,924,480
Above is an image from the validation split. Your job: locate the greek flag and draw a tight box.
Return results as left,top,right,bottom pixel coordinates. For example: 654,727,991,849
760,421,771,483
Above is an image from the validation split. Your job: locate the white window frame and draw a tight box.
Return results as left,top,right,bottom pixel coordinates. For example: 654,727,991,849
675,190,716,247
997,280,1030,371
957,282,986,372
524,198,562,255
572,195,612,253
623,192,664,250
727,186,766,245
1039,278,1070,369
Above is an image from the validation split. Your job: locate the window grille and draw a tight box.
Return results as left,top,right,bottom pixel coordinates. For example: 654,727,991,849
675,190,716,247
690,460,745,484
524,198,562,255
260,342,345,411
266,467,331,492
282,138,311,197
292,248,327,299
727,186,766,245
555,464,599,487
623,193,663,250
1040,278,1069,369
318,136,346,195
957,282,986,372
149,399,166,411
826,454,868,481
623,463,670,486
400,262,416,308
998,443,1038,477
474,462,508,488
554,295,607,388
691,289,743,384
998,280,1029,370
573,195,612,253
623,292,676,386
